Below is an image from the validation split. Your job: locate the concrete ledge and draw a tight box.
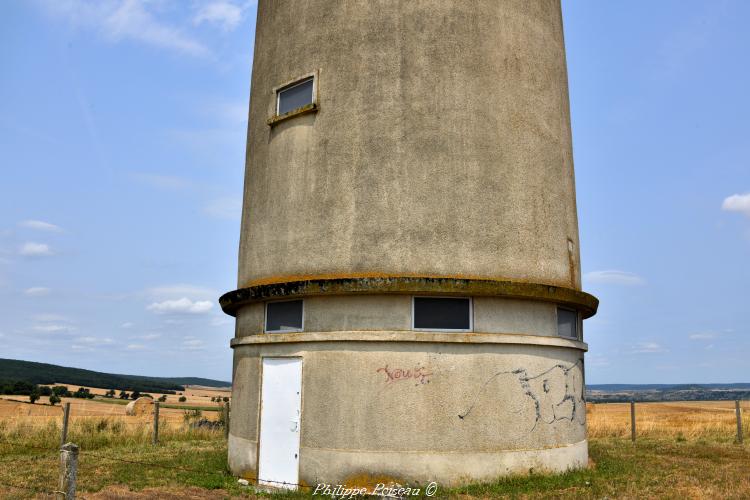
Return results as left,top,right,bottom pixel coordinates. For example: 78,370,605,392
299,439,588,487
220,276,598,318
230,331,587,351
267,102,317,126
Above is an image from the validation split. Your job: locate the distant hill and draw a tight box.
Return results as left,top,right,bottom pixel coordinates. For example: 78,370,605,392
156,377,231,388
587,383,750,403
588,383,750,391
0,358,231,394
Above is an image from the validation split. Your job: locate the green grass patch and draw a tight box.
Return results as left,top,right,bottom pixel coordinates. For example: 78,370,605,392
1,437,748,498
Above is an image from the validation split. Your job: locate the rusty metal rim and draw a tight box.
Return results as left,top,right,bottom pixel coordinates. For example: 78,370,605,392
219,276,598,318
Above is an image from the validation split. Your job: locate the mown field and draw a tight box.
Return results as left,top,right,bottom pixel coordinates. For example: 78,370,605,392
0,401,748,498
0,382,231,422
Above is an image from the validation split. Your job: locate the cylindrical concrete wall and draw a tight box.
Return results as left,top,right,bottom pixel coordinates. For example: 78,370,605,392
239,0,581,290
228,328,588,487
222,0,598,489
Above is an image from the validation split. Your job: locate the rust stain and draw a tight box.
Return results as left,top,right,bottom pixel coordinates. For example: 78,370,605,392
297,478,311,489
240,471,257,482
567,238,577,289
241,271,572,290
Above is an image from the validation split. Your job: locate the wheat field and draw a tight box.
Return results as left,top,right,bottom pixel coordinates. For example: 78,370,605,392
587,400,749,441
1,398,748,498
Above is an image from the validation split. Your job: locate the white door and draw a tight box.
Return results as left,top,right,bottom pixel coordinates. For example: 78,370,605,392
258,357,302,490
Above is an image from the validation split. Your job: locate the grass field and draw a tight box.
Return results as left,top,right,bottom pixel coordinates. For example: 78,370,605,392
0,401,748,498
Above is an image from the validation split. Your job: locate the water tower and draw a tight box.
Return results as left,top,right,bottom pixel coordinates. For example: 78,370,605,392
220,0,598,489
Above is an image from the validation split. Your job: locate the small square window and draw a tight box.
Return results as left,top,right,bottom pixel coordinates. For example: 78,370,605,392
413,297,472,332
557,308,579,339
277,77,314,116
265,300,304,333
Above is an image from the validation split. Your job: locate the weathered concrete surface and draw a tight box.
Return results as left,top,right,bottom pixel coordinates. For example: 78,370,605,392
228,434,258,480
228,338,587,485
301,439,588,487
226,0,597,487
239,0,583,291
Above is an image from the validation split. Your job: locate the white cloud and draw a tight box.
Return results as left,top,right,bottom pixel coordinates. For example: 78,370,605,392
40,0,210,58
629,342,667,354
34,313,71,323
722,193,750,218
126,343,146,351
689,332,718,340
147,284,218,300
24,287,51,296
75,336,114,345
204,197,242,220
193,1,244,31
121,322,134,329
583,270,645,286
147,297,213,314
19,220,63,232
181,338,206,351
19,242,53,257
32,324,77,333
130,333,160,340
31,313,76,334
131,172,191,190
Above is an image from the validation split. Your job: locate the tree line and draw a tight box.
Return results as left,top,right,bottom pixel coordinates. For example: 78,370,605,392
1,380,175,406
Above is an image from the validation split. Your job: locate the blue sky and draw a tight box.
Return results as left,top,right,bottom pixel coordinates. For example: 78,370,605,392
1,1,748,383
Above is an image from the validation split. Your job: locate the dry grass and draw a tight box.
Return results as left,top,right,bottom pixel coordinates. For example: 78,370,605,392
0,412,219,452
1,400,748,498
587,401,749,442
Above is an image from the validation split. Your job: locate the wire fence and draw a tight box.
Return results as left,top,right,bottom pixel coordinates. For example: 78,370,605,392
1,399,746,498
0,399,315,498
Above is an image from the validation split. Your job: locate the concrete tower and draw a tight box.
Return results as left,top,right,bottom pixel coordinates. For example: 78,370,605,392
220,0,598,488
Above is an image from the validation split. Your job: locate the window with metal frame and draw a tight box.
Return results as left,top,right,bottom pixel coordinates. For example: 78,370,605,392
556,307,579,339
265,300,304,333
412,297,472,332
277,77,314,116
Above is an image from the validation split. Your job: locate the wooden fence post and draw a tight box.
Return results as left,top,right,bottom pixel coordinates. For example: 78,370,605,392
60,402,71,448
737,400,743,444
224,402,230,439
153,401,160,445
630,401,636,442
57,443,78,500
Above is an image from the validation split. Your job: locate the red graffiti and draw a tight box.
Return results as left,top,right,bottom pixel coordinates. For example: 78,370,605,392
376,364,432,385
